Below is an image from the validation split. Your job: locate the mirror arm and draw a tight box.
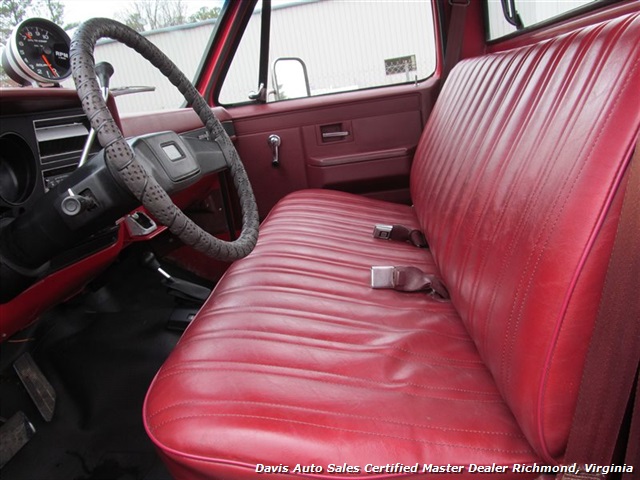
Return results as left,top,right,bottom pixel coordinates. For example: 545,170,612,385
248,83,268,103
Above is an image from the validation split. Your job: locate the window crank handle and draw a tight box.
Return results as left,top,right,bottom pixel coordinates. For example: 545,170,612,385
268,134,281,167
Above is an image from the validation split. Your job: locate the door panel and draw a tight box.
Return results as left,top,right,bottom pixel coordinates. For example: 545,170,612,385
205,0,441,218
232,126,309,219
228,81,438,218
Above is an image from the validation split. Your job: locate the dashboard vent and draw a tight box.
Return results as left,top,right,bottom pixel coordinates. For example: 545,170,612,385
34,114,90,165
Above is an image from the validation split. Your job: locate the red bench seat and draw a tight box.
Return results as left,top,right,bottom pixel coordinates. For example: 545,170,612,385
144,11,640,479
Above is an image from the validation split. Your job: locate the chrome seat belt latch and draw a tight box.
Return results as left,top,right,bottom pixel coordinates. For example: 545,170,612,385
373,224,393,240
370,265,450,301
371,266,395,288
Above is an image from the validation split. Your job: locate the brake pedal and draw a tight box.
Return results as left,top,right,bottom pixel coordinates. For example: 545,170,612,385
0,412,36,469
13,353,56,422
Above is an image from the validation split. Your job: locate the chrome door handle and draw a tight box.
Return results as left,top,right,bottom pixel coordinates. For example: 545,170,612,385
268,134,281,167
322,131,350,139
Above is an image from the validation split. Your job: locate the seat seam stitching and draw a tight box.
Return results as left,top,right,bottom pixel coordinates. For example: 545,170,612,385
177,329,484,366
149,413,534,455
147,399,526,439
156,364,503,401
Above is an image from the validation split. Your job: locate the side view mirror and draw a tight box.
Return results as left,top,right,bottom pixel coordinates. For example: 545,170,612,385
272,57,310,101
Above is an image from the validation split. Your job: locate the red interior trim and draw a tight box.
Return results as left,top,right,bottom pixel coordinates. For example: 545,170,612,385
196,1,248,101
0,227,125,340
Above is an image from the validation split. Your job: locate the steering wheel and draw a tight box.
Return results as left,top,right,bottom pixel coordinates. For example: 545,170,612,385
70,18,259,261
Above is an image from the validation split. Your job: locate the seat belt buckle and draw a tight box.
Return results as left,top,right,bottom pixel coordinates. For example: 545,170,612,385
370,266,450,301
371,266,395,288
373,224,428,248
373,224,393,240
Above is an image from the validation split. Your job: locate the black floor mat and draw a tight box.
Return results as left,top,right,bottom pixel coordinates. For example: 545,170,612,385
0,252,194,480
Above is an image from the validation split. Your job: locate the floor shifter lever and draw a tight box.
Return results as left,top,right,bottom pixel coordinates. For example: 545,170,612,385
141,251,211,303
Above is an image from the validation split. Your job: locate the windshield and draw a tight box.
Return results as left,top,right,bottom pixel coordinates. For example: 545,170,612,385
0,0,222,113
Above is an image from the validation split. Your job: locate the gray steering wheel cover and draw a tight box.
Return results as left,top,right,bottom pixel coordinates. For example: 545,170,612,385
70,18,258,261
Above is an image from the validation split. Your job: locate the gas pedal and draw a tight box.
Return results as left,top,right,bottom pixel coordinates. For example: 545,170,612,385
0,411,36,469
13,353,56,422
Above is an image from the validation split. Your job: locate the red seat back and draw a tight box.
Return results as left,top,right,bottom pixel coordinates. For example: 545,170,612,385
410,12,640,459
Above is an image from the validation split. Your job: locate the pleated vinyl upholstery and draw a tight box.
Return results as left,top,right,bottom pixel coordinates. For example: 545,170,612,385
145,191,540,479
410,12,640,459
144,12,640,479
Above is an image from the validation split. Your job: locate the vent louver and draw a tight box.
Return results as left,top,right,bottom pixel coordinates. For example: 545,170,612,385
34,114,91,165
33,114,98,192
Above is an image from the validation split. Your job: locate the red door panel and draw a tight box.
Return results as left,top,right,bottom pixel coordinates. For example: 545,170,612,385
228,80,438,217
231,126,309,219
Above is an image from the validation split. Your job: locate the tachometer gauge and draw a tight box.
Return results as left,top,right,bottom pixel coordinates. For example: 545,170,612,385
1,18,71,86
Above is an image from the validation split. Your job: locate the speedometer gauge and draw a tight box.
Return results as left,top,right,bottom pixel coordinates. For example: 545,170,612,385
1,18,71,85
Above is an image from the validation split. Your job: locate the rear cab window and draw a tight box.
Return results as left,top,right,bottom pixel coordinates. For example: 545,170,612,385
486,0,599,40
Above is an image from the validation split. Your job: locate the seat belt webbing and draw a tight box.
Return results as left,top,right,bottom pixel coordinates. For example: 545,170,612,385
442,0,470,84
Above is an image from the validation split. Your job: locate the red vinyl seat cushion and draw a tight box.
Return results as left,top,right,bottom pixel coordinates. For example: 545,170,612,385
144,191,540,478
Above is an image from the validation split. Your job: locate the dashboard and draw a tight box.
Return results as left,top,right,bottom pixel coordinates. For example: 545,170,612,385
0,89,122,339
0,17,239,342
0,88,123,254
0,103,98,212
0,87,232,341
